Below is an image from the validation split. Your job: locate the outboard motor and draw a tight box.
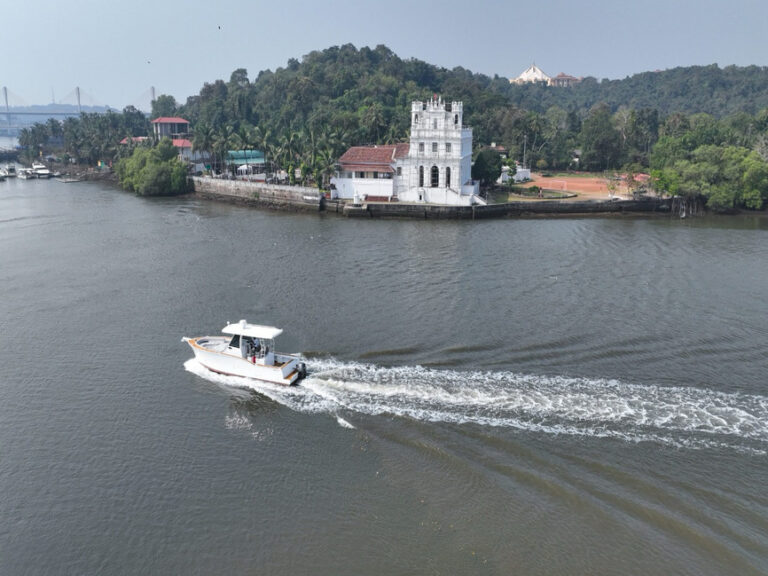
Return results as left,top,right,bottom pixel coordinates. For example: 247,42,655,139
298,362,307,380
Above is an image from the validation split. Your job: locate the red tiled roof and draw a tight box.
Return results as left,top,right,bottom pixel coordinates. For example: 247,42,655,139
339,145,397,165
172,139,193,148
151,117,190,124
337,144,409,172
119,136,149,144
342,163,394,173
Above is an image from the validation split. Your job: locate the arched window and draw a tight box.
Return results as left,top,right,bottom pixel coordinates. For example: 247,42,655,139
419,166,424,187
454,114,458,125
414,113,418,124
445,167,451,188
432,119,437,129
430,166,439,188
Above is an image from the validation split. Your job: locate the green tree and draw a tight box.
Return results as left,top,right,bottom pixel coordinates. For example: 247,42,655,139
151,94,178,119
581,103,621,171
115,138,190,196
472,148,502,186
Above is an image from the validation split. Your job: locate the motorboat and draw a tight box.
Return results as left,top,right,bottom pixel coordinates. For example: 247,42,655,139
17,168,33,179
32,162,52,179
183,319,307,385
1,164,15,178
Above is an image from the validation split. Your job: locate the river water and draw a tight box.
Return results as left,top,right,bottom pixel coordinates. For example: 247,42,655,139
1,177,767,575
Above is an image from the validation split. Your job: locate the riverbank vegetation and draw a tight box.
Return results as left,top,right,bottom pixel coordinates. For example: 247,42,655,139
114,139,190,196
16,44,768,210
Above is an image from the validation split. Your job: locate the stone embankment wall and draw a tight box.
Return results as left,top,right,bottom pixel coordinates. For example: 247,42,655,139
189,177,672,219
345,198,672,219
190,176,322,211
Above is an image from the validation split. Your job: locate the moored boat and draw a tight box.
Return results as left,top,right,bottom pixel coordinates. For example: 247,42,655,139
4,164,17,177
17,168,33,179
183,320,307,385
32,162,52,179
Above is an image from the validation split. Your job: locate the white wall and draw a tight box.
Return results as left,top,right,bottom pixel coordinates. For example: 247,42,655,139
399,186,477,206
330,176,393,200
513,167,531,182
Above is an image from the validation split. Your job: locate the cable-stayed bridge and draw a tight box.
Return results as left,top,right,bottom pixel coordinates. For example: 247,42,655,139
1,86,157,134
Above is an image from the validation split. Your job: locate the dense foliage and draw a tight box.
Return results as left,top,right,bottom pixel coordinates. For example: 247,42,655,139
17,44,768,209
18,107,149,165
114,139,191,196
503,65,768,117
471,149,502,186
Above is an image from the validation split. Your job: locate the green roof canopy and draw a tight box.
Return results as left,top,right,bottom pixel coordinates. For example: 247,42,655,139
227,150,265,165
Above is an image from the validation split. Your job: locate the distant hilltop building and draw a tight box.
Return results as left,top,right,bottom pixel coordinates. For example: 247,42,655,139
510,64,582,87
331,97,482,206
549,72,582,87
511,63,550,85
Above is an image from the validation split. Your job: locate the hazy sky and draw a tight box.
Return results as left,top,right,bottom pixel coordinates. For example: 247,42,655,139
3,0,767,110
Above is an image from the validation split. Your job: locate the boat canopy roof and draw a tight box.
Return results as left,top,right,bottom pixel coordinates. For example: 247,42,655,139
222,320,283,340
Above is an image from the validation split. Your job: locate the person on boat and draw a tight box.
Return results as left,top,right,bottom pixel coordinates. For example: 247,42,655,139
240,336,253,359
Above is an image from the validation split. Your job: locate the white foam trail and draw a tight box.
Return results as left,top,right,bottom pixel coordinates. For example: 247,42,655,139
184,358,768,453
336,416,355,429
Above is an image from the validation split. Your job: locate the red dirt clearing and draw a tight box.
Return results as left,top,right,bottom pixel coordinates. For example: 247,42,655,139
517,173,645,201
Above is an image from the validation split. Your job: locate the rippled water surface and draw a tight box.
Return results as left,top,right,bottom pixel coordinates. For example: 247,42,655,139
2,178,767,574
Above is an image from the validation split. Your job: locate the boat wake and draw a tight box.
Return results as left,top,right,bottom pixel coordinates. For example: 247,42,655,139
184,358,768,453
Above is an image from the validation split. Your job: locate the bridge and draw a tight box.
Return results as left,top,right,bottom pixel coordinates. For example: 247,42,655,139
1,86,157,134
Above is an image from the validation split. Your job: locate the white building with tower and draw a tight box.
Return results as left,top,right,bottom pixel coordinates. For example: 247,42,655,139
331,97,482,206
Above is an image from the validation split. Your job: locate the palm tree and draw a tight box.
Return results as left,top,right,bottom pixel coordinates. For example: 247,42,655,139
383,122,406,145
267,142,284,176
363,102,385,143
212,125,234,175
228,132,245,177
314,146,337,190
193,123,215,172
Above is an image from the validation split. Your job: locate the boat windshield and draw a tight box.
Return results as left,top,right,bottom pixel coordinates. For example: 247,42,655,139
229,334,240,348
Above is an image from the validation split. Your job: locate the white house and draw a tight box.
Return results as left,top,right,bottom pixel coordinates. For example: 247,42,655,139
332,143,409,202
151,117,190,139
331,97,482,206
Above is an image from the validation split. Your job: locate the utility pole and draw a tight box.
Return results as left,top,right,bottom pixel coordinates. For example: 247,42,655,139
2,87,10,134
523,134,527,168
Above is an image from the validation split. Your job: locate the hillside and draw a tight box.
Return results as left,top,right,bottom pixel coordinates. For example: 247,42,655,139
507,64,768,116
179,45,768,143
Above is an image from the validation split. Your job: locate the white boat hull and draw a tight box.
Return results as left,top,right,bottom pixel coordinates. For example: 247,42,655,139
183,336,305,385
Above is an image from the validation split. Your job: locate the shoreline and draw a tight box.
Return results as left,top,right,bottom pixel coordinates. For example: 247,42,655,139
60,173,766,220
188,176,673,219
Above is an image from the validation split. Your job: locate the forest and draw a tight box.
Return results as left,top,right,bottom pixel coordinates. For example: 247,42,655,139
17,44,768,209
